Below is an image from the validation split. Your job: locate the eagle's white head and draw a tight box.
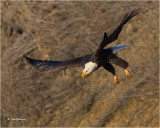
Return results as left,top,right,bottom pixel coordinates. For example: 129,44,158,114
82,62,98,78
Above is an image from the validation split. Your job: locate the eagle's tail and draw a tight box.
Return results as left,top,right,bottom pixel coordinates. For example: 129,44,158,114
108,43,134,54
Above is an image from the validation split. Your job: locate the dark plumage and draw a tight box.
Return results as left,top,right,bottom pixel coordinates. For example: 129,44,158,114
25,9,140,84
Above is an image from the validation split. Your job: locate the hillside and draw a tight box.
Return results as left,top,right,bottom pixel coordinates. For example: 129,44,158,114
1,1,159,127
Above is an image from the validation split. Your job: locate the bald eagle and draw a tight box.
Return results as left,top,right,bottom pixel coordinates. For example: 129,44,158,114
25,9,139,84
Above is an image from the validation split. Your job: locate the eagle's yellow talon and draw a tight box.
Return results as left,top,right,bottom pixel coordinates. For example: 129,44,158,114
125,69,131,78
114,76,120,85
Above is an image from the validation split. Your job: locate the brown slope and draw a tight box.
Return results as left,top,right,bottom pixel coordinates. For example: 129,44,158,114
1,1,159,127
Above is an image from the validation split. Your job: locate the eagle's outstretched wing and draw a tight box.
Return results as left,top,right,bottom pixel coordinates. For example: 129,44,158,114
25,56,84,72
96,9,140,54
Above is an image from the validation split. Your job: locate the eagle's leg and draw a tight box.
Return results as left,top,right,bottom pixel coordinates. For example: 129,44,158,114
103,63,120,85
125,69,131,78
114,76,120,85
109,56,132,78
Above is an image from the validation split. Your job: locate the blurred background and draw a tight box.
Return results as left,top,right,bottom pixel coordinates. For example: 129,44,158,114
1,1,159,127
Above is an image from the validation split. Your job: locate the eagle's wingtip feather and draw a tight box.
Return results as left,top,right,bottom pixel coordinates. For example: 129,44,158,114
24,55,34,65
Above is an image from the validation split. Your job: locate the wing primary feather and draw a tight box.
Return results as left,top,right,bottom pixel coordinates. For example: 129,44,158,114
120,9,140,25
120,12,129,24
25,56,59,71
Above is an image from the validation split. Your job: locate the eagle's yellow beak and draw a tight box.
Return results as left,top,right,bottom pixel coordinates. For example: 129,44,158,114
82,73,87,78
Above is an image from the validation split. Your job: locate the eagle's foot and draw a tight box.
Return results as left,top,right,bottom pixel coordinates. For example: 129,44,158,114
125,69,131,78
114,76,120,85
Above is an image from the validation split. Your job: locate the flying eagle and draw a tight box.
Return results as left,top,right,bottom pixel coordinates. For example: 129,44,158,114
25,9,139,84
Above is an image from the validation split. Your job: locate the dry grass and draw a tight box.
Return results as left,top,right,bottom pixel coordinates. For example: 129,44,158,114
1,1,159,127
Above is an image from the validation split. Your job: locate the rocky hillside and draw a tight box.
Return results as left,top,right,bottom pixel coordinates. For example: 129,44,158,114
1,1,159,127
